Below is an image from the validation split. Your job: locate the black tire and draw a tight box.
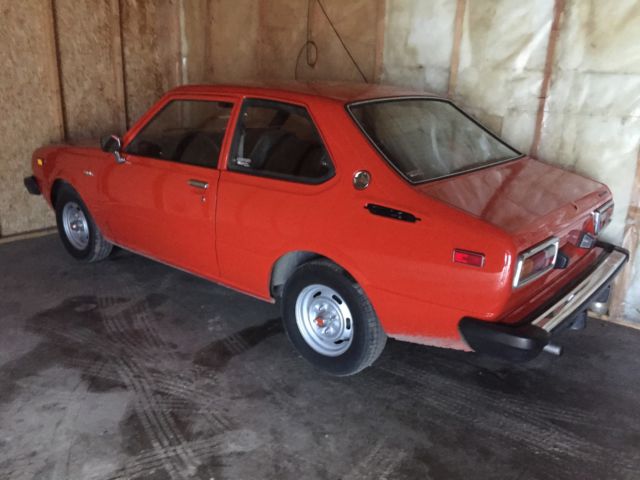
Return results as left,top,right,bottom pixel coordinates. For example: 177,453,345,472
55,184,113,262
281,260,387,376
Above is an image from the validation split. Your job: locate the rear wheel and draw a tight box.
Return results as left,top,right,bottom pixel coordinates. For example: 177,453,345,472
55,185,112,262
282,260,386,376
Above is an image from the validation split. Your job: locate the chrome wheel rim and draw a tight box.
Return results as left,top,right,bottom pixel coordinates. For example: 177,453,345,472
62,202,89,250
295,284,354,356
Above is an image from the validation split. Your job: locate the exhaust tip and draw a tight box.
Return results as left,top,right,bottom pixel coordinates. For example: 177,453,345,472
588,301,609,316
543,343,563,356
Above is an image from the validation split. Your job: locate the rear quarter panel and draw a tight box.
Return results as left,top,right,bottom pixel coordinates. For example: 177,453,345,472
216,98,516,346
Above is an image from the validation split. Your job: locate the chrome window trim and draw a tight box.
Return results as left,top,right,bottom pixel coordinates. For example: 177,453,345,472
345,96,524,185
512,236,560,289
592,200,614,235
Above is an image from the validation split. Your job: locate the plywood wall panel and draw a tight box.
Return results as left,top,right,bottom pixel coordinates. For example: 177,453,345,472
197,0,261,83
191,0,382,84
255,0,307,81
121,0,181,125
0,0,61,236
297,0,381,82
55,0,126,139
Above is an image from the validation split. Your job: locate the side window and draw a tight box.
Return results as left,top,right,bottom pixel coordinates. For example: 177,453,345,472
229,99,334,183
125,100,233,168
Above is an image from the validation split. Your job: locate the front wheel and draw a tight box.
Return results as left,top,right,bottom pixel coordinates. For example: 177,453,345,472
281,260,386,376
55,185,113,262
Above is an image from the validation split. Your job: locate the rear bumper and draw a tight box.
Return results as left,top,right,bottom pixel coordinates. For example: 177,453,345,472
24,176,41,195
458,242,629,361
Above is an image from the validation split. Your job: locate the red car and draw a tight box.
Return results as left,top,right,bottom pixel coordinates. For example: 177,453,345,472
25,82,628,375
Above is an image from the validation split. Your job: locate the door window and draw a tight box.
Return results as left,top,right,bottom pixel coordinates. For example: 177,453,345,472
125,100,233,168
229,99,334,183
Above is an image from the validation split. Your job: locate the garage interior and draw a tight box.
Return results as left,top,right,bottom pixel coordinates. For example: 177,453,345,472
1,1,639,479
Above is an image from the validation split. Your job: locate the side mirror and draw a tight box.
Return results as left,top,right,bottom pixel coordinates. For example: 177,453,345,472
100,134,125,164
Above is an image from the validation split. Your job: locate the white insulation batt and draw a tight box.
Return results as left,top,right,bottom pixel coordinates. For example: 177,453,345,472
382,0,640,322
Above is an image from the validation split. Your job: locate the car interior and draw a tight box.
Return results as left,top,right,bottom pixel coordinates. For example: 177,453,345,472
233,105,332,180
125,100,233,168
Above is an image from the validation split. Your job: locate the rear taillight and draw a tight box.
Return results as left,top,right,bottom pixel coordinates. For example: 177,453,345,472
513,237,559,288
592,201,614,235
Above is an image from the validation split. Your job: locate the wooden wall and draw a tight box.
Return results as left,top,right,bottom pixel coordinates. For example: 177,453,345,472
181,0,384,84
0,0,382,238
0,0,64,236
0,0,181,237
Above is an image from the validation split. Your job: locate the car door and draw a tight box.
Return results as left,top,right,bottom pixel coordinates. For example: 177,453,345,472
101,96,236,279
216,98,336,298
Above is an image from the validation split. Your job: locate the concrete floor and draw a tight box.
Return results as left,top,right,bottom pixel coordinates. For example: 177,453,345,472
1,235,639,480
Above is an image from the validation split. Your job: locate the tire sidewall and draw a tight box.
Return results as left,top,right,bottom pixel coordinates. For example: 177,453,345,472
282,263,377,376
55,187,96,261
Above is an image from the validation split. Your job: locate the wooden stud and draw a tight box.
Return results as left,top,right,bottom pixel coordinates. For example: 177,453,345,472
530,0,565,159
373,0,386,83
45,0,67,141
117,0,130,129
447,0,466,98
110,0,127,132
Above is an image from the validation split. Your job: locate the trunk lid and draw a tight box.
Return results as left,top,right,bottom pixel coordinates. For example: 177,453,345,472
416,157,610,251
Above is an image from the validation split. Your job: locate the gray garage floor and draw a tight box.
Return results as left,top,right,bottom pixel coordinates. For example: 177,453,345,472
1,235,640,480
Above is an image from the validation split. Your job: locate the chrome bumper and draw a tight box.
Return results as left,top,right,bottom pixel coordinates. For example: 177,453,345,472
458,243,629,362
531,246,628,333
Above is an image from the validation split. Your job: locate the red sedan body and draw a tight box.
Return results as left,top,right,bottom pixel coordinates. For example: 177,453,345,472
27,82,628,368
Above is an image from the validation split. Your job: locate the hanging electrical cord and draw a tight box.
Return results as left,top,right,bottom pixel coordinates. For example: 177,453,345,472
294,0,369,83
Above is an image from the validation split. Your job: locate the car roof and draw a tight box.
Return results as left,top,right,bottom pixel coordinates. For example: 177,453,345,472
169,81,442,105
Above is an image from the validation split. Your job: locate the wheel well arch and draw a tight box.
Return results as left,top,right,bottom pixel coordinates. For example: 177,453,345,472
50,178,71,207
269,251,357,298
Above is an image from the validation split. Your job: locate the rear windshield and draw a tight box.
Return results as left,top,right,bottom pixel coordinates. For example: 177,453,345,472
348,98,521,183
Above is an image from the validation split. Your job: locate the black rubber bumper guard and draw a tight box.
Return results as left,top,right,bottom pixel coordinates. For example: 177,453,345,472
458,242,629,362
24,176,41,195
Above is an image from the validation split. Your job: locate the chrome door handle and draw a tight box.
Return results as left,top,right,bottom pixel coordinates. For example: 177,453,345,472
188,179,209,190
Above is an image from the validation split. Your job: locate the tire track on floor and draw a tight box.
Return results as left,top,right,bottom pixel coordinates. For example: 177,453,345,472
84,429,260,480
341,439,408,480
101,305,234,433
99,302,204,479
376,360,640,478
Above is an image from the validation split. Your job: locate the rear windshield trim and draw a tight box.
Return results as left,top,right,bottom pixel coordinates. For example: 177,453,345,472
345,96,524,185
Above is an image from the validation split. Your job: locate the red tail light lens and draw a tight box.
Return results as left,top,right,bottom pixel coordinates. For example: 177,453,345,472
453,249,485,267
513,237,559,288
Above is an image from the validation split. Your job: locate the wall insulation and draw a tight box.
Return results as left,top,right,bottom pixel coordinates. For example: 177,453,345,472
382,0,457,94
382,0,640,322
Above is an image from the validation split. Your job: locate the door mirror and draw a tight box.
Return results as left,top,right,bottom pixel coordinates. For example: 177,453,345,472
100,135,125,164
100,134,121,152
